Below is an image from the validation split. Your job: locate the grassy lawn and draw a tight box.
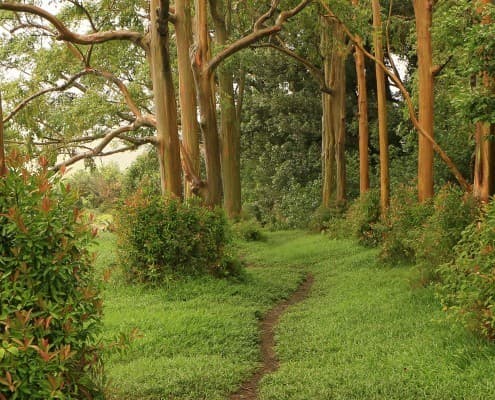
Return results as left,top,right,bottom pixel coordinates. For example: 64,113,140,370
245,232,495,400
94,232,305,399
95,230,495,399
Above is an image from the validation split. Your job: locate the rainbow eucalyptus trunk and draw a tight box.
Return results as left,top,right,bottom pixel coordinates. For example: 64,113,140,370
175,0,201,198
372,0,389,212
413,0,434,202
210,0,242,218
321,16,347,207
192,0,223,206
473,0,495,202
149,0,183,198
352,0,369,194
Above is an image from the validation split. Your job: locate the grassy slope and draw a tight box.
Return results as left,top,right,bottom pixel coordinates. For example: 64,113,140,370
94,232,305,400
243,232,495,400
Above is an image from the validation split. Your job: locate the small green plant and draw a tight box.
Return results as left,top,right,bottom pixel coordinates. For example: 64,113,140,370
379,186,433,265
414,185,478,285
345,189,382,246
0,152,104,399
309,202,347,234
437,200,495,340
116,193,241,283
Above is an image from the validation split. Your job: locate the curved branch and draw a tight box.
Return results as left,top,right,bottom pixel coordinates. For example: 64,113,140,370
53,121,144,170
319,1,471,192
3,71,89,124
86,68,142,118
385,0,403,86
67,0,98,32
253,42,332,94
207,0,312,74
0,2,146,49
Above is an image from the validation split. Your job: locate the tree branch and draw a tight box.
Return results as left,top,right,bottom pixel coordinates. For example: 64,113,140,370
0,2,146,49
206,0,312,74
253,41,332,94
53,120,145,170
3,71,89,124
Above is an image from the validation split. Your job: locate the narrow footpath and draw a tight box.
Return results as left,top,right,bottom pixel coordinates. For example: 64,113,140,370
229,273,314,400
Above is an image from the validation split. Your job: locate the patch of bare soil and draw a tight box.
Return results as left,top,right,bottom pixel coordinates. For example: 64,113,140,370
229,273,314,400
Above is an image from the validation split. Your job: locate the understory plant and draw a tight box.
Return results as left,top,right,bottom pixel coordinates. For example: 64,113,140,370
379,186,434,265
345,189,382,246
437,200,495,340
0,152,104,399
117,192,242,283
414,185,478,285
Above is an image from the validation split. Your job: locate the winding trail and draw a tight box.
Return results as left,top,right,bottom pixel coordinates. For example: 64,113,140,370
229,273,314,400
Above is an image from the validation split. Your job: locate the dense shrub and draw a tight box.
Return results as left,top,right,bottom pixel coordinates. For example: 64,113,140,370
0,153,103,399
437,201,495,340
309,202,347,234
379,186,434,265
117,193,241,283
345,189,382,246
232,219,266,242
414,185,478,285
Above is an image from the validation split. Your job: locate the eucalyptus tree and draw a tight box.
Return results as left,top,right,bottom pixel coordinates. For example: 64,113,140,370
0,0,311,207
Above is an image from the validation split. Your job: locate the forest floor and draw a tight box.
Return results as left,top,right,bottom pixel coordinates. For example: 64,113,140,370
96,231,495,400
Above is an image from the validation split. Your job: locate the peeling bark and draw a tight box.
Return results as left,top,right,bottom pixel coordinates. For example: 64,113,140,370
175,0,201,198
150,0,183,198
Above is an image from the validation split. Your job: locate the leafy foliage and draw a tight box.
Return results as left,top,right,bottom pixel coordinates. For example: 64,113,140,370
231,219,266,242
69,163,123,211
414,185,479,285
0,152,103,399
116,193,241,283
345,189,382,247
437,200,495,340
379,186,434,265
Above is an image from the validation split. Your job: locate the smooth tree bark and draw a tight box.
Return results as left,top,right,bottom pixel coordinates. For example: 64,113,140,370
175,0,201,197
413,0,434,202
210,0,242,218
192,0,223,206
352,0,370,194
0,91,6,177
372,0,389,212
320,15,347,207
473,0,495,202
149,0,183,198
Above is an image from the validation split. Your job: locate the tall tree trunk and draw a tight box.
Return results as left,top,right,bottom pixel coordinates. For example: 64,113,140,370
413,0,434,202
0,91,6,177
372,0,389,213
320,16,347,207
352,0,370,194
210,0,242,218
149,0,183,198
175,0,201,198
473,0,495,202
192,0,223,206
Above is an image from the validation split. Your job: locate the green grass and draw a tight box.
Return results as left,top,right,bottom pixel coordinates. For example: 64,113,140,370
95,230,495,399
243,232,495,400
94,232,305,399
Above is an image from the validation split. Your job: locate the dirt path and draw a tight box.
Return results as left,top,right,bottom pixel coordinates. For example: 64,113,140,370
229,273,314,400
